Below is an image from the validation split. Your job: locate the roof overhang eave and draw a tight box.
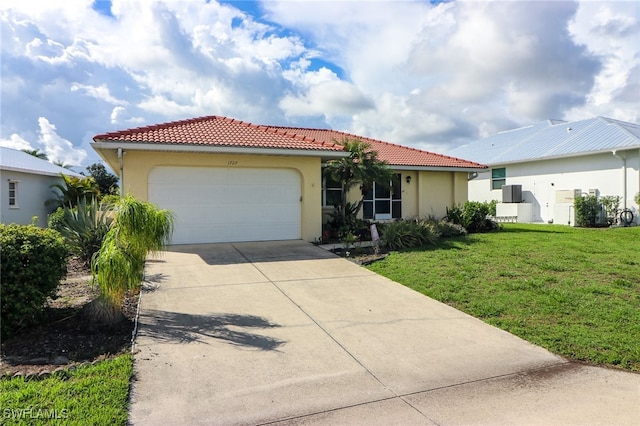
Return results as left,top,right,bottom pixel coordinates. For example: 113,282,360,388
91,141,349,159
389,164,488,172
0,166,80,177
484,145,640,167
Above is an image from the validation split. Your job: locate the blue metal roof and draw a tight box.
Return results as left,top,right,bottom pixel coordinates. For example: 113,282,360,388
0,147,83,177
447,117,640,166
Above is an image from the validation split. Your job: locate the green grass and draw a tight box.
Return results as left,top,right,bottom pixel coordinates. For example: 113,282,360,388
367,223,640,372
0,354,133,425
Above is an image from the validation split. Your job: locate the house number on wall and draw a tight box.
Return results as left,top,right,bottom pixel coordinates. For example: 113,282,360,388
227,161,238,166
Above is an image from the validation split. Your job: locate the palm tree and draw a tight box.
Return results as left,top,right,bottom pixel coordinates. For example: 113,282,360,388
53,160,74,170
22,149,48,160
47,174,100,209
323,138,396,224
88,195,174,324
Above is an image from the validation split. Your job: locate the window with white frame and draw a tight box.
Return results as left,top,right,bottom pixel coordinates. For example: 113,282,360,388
363,174,401,220
491,168,506,190
322,174,343,207
8,180,18,208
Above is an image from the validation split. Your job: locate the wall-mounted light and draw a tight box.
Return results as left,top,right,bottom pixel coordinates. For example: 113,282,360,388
405,175,412,184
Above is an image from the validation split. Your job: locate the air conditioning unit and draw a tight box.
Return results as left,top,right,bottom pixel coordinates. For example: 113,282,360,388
502,184,522,203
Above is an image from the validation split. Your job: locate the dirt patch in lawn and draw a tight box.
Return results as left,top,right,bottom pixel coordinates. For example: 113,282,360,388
0,258,138,378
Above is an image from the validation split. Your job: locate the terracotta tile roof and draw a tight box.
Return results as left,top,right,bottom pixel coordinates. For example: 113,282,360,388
93,115,343,152
93,115,486,169
267,127,486,169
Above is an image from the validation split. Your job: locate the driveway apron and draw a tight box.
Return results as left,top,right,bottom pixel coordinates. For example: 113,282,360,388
129,241,640,425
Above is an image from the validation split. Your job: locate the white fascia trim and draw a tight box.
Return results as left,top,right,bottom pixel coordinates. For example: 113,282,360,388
488,146,640,167
391,165,488,172
91,141,349,159
0,166,80,178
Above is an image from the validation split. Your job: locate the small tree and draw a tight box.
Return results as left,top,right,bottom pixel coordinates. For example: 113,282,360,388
323,139,396,225
88,196,174,323
86,163,119,197
574,194,600,227
600,195,621,226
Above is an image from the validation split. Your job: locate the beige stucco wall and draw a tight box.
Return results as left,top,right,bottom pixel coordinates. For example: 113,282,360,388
96,146,473,240
416,170,469,219
97,148,323,242
341,169,469,222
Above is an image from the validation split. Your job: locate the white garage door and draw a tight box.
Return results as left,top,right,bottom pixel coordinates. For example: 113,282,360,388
149,166,301,244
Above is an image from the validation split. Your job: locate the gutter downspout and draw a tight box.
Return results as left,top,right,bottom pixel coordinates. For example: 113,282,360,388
117,148,124,198
612,150,627,209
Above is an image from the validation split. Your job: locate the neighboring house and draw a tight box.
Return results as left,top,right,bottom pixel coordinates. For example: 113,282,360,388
92,115,486,244
447,117,640,225
0,147,83,227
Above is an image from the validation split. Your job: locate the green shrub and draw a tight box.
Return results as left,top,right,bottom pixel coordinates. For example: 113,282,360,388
445,201,499,233
0,224,68,339
436,220,468,238
574,195,600,227
57,198,113,264
462,201,490,232
92,196,174,307
47,207,66,232
381,219,440,250
445,205,464,225
600,195,621,225
100,194,120,206
47,175,100,210
326,201,371,241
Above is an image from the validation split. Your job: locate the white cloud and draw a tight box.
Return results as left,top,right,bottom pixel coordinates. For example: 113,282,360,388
280,67,374,119
0,133,34,151
36,117,87,166
0,118,88,167
0,0,638,166
71,83,126,105
566,1,640,123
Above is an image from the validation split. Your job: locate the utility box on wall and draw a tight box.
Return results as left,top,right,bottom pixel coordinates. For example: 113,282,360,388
554,189,581,226
502,184,522,203
555,189,581,203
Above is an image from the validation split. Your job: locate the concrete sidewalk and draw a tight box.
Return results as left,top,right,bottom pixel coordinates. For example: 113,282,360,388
129,241,639,425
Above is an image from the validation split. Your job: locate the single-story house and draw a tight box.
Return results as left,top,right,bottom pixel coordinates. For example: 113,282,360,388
447,116,640,225
92,115,486,244
0,146,83,228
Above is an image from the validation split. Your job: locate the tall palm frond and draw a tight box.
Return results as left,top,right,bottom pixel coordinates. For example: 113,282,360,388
22,149,48,160
323,138,396,222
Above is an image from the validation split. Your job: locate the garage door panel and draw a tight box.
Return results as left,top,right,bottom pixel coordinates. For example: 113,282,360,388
149,167,301,244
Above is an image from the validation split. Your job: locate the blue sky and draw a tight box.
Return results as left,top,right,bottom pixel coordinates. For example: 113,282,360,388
1,0,638,170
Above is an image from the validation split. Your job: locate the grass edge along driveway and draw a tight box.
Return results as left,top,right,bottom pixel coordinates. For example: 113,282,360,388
0,354,132,425
367,223,640,373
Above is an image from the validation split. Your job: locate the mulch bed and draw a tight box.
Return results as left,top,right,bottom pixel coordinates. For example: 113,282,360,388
329,244,389,265
0,258,138,378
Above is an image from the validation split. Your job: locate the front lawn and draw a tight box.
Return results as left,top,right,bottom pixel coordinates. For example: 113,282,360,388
0,355,133,425
367,223,640,372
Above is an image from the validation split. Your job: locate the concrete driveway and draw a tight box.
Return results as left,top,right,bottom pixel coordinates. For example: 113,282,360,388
129,241,639,425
